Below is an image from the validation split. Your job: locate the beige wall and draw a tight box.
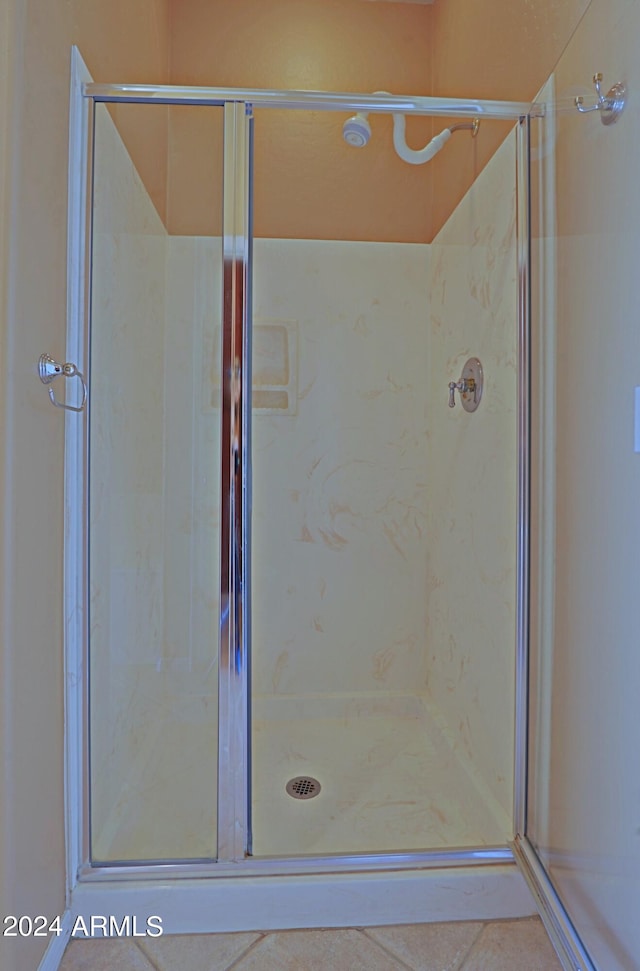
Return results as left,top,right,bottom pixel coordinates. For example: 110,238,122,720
0,0,18,962
167,0,435,242
74,2,170,222
429,0,591,234
0,3,169,969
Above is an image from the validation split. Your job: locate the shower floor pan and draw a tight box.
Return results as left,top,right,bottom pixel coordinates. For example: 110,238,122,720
251,693,510,858
91,693,510,864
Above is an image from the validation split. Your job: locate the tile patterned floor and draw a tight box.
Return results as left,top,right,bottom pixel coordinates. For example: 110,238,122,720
59,917,563,970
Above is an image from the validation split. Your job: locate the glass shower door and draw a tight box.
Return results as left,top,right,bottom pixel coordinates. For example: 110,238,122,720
248,106,521,858
526,5,640,965
88,101,225,864
84,88,527,869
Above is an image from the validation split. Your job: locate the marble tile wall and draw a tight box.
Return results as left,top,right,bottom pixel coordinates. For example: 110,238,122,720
163,237,222,678
425,132,518,826
250,239,432,698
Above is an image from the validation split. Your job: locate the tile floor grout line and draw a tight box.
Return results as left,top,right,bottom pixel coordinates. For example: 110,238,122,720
451,921,487,971
460,920,559,971
134,933,269,971
459,917,564,970
223,932,269,971
134,937,164,971
223,928,417,971
357,928,421,971
361,921,488,971
458,923,490,971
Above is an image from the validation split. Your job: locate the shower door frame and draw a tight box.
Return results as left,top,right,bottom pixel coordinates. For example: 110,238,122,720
64,45,542,929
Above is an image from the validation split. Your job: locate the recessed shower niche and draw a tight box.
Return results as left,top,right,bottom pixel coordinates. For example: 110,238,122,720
203,320,298,415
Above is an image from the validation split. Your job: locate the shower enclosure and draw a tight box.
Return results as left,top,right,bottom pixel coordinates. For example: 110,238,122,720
64,46,544,938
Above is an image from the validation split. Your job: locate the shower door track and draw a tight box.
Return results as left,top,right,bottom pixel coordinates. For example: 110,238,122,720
64,46,538,934
75,846,514,882
85,81,538,118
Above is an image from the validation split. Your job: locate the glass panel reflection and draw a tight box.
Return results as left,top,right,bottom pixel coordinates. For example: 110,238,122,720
88,102,223,863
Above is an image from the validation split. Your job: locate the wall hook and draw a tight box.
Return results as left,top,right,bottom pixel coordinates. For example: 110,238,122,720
575,73,626,125
38,353,87,413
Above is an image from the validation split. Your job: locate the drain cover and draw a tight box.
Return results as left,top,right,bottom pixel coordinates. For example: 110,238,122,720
286,776,321,800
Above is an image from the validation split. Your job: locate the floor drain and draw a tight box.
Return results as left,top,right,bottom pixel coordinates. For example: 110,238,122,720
286,776,321,800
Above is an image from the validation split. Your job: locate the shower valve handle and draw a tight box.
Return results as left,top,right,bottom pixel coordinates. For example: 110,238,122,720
448,358,483,413
448,378,475,408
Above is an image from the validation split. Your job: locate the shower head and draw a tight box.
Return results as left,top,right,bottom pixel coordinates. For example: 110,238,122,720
343,112,371,148
342,92,481,163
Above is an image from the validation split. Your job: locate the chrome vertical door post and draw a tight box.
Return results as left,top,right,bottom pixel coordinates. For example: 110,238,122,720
514,114,531,839
66,46,94,888
218,102,252,862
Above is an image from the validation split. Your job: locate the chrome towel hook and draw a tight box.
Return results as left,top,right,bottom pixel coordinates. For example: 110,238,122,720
38,353,87,412
575,73,626,125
